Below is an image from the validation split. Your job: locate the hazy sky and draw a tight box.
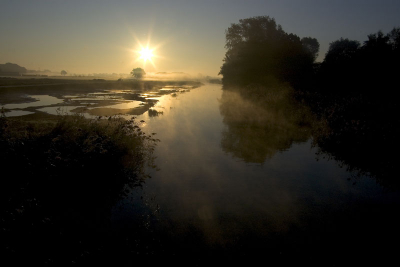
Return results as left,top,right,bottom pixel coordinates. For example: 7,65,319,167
1,0,400,76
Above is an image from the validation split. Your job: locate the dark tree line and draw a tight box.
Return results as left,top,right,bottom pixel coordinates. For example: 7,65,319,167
219,16,319,89
316,28,400,96
220,15,400,99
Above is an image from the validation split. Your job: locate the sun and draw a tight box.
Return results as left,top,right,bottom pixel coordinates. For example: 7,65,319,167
126,32,167,70
132,44,159,69
139,47,154,62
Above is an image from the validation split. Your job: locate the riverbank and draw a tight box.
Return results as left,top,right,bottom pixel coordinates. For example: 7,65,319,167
1,110,161,265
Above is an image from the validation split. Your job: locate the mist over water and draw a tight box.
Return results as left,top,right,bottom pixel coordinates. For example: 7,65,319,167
111,83,400,261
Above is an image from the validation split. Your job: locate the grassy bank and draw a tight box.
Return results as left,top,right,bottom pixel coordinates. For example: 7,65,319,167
1,113,159,264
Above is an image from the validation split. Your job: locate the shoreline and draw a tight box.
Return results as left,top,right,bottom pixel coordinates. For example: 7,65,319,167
0,78,203,120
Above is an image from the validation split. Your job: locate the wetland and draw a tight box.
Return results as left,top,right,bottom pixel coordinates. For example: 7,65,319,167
1,77,399,265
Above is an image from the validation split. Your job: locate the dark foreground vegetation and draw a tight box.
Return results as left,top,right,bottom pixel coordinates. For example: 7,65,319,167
220,16,400,186
0,113,160,265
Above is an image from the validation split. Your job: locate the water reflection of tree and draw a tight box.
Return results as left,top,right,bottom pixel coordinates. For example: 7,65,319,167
219,83,313,163
311,94,399,187
220,82,399,187
309,29,400,186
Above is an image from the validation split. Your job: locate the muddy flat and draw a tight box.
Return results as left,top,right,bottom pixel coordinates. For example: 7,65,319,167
0,77,202,120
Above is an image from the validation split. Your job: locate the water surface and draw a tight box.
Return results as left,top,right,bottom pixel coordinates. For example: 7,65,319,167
2,82,398,263
114,83,400,261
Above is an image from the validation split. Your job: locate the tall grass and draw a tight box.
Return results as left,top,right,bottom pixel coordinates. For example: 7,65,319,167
1,113,159,264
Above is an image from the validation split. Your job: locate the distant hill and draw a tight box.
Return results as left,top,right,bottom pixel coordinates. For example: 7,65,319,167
0,62,27,75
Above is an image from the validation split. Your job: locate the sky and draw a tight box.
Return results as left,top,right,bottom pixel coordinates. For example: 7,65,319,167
1,0,400,76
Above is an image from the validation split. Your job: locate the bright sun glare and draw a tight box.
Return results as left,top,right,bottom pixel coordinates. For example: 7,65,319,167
128,33,166,70
139,47,154,61
131,43,160,69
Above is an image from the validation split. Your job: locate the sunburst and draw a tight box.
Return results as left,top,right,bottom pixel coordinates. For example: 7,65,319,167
129,37,165,70
139,47,154,62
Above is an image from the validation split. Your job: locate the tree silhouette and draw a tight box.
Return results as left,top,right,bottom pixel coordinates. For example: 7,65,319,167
324,38,360,64
130,67,146,79
388,27,400,50
315,28,400,95
219,16,318,88
317,38,360,92
61,70,67,76
301,37,320,61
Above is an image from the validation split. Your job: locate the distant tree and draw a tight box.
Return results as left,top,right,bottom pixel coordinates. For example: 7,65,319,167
61,70,67,76
130,68,146,79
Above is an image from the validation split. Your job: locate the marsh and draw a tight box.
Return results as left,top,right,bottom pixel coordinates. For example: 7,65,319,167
2,79,399,265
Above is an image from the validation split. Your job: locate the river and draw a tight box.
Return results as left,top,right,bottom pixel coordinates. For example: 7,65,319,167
110,83,400,263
